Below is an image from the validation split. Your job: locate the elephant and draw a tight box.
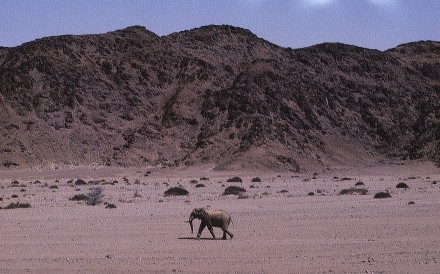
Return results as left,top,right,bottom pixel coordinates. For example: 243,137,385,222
186,208,234,240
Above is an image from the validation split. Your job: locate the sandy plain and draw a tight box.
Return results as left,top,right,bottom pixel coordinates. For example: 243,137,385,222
1,161,440,273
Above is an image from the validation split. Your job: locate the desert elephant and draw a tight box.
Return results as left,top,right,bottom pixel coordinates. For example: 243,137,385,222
186,208,234,240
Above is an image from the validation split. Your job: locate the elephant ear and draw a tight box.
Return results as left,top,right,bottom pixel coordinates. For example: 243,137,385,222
201,209,212,228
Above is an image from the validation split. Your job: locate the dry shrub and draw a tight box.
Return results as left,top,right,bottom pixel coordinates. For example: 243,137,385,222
69,194,89,201
105,203,117,209
355,181,365,186
164,187,189,196
227,177,243,183
195,183,205,188
75,179,87,185
223,186,246,195
3,202,31,209
339,188,368,195
251,177,262,182
396,182,409,189
374,192,392,199
87,187,104,205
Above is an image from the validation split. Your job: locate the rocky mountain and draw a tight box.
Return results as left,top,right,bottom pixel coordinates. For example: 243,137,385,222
0,25,439,171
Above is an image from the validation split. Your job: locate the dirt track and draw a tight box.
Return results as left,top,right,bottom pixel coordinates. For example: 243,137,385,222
1,162,440,273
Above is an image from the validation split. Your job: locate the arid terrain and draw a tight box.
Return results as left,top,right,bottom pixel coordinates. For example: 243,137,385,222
1,161,440,273
1,25,440,273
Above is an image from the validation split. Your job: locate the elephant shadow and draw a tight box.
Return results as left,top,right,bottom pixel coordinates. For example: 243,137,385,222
177,237,217,241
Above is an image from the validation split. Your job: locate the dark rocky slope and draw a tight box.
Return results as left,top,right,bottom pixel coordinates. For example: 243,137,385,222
0,25,439,171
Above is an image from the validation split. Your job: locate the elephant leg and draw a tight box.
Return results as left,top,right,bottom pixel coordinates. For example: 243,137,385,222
222,223,234,239
196,223,206,240
223,229,234,239
207,223,216,239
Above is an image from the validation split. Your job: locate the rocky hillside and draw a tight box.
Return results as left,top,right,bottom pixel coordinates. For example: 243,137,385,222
0,25,439,171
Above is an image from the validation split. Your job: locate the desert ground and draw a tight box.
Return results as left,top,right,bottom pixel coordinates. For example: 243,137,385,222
1,161,440,273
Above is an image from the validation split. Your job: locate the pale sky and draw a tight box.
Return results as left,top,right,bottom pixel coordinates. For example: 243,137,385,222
0,0,439,50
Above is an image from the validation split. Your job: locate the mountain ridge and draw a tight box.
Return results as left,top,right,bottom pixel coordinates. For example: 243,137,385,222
0,25,439,171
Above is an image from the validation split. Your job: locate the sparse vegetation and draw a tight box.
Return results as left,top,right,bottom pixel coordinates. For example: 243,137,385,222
164,187,189,196
355,181,365,186
69,194,89,201
396,182,409,189
251,177,262,182
339,188,368,195
3,202,31,209
374,192,392,199
190,179,198,184
87,187,104,205
223,186,246,195
308,192,315,196
75,179,87,185
105,203,117,209
49,185,58,189
227,177,243,183
195,183,205,188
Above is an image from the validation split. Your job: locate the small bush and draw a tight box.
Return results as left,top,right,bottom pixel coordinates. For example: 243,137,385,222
339,188,368,195
11,194,19,198
227,177,243,183
251,177,262,182
4,202,31,209
105,203,117,209
200,177,209,181
87,187,104,205
190,179,198,184
355,181,365,186
407,201,415,205
164,187,189,196
396,182,409,189
308,192,315,196
11,180,20,185
49,185,58,189
69,194,89,201
75,179,87,185
374,192,392,199
223,186,246,195
195,183,205,188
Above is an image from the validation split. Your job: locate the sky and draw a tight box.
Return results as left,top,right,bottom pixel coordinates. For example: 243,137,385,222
0,0,439,50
